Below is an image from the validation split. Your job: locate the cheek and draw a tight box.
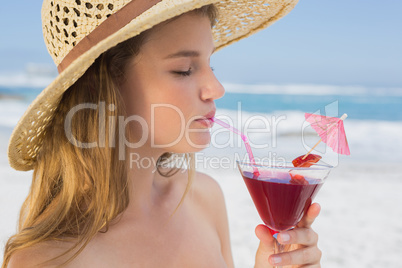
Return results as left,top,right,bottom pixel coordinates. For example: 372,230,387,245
186,127,212,151
151,104,187,146
121,75,204,149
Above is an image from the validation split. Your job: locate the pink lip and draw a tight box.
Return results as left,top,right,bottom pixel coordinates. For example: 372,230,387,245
203,110,216,120
194,109,216,128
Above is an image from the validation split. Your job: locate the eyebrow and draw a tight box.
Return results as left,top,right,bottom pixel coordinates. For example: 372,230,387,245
164,50,200,59
164,47,216,59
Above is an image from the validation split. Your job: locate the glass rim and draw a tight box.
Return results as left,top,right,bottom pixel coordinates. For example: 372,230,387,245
236,160,334,171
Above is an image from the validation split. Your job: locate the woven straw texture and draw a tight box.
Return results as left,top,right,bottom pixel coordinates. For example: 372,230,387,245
8,0,298,171
43,0,131,65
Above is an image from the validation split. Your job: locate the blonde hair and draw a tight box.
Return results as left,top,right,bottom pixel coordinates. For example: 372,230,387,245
2,4,217,267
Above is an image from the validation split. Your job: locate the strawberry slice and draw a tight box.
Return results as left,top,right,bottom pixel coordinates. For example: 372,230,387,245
289,174,308,185
292,154,322,168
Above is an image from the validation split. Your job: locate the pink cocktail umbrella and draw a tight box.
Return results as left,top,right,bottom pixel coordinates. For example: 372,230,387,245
302,113,350,159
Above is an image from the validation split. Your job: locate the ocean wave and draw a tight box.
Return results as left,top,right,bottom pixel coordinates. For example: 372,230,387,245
0,67,56,89
222,82,402,96
0,100,29,128
211,108,402,165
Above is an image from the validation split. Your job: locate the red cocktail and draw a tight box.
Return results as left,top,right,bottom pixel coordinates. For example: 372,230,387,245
242,170,322,232
237,161,332,267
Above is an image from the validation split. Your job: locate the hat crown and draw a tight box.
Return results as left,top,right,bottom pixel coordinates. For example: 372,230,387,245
42,0,131,66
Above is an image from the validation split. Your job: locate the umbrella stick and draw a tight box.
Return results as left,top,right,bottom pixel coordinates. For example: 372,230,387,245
302,138,322,160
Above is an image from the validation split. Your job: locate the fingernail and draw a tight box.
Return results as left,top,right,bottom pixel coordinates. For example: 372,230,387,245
271,256,282,264
280,233,290,243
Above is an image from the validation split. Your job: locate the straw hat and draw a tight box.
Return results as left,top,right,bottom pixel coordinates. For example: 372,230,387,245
8,0,298,171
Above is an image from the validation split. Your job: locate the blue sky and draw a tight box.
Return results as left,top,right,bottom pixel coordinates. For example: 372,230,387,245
0,0,401,88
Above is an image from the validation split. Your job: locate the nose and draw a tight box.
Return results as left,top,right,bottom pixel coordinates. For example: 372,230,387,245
200,68,225,101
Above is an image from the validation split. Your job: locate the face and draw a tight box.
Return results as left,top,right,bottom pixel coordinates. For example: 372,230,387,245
120,12,225,153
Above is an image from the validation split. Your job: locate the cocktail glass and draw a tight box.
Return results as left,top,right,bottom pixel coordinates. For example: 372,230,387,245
237,161,332,268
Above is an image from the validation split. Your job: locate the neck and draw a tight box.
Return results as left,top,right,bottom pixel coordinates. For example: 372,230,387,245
125,146,171,213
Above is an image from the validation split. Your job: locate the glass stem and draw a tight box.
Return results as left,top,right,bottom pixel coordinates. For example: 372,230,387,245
273,233,289,268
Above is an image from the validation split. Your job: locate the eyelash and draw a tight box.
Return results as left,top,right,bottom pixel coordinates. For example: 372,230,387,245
174,68,192,77
173,66,215,77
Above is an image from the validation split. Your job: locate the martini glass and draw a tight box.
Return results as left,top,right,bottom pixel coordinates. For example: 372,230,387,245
237,161,332,268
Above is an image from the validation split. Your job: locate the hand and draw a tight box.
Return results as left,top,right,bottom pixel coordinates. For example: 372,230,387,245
254,203,322,268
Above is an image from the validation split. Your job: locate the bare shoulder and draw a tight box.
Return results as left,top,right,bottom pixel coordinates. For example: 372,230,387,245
167,168,224,205
7,240,78,268
194,171,221,189
189,171,228,226
7,246,38,268
192,171,225,205
191,171,235,268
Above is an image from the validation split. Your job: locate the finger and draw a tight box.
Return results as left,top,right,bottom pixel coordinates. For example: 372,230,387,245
255,224,275,246
255,225,275,267
269,246,322,266
298,202,321,228
277,228,318,246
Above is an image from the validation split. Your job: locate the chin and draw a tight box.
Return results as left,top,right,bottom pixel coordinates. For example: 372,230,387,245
168,133,211,153
188,132,212,151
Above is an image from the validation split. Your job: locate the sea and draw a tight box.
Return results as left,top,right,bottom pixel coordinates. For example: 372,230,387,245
1,82,402,121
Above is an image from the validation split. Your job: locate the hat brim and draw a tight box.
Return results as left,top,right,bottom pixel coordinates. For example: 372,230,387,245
8,0,298,171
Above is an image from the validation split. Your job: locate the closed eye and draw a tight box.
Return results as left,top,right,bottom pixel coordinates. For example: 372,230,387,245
172,68,192,77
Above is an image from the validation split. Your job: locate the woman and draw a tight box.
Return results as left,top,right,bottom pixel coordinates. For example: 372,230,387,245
4,0,322,267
